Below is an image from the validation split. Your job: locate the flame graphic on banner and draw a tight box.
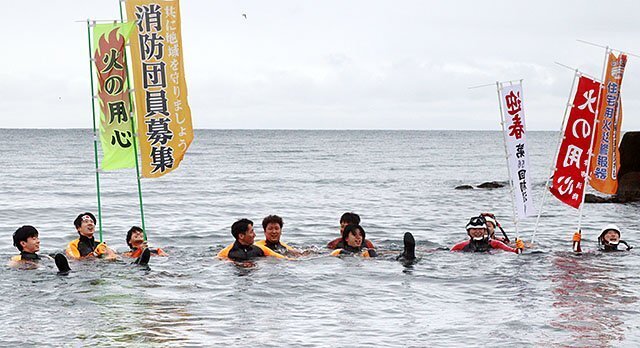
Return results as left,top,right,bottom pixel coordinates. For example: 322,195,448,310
94,28,131,125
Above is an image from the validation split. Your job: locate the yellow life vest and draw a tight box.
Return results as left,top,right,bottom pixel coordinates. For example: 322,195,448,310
330,249,372,258
254,240,294,252
216,242,288,260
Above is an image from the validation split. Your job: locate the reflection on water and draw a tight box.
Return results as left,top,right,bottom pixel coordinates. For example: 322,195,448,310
550,253,637,347
1,130,640,346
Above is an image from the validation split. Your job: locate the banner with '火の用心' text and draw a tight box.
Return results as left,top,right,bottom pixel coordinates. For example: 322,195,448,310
499,82,535,219
550,75,601,209
93,22,136,170
126,0,193,178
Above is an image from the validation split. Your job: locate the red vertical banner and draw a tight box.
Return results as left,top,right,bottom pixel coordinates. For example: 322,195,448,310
589,52,627,194
550,76,601,208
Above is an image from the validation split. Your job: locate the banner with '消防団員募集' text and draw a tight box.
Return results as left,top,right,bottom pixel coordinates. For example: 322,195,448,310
126,0,193,178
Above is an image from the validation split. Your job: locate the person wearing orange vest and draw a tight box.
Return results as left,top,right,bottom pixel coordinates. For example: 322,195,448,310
217,218,287,261
122,226,168,258
65,212,117,260
254,215,301,256
330,224,377,258
327,212,376,250
10,225,71,274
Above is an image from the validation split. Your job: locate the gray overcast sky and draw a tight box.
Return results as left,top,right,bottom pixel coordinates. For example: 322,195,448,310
1,0,639,130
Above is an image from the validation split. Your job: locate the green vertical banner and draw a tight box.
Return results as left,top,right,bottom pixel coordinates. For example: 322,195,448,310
93,22,136,170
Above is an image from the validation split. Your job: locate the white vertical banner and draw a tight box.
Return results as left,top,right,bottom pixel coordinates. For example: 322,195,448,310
499,82,535,219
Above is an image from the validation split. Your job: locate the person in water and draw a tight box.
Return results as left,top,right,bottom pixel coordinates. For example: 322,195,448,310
327,212,376,250
572,224,633,253
10,225,71,274
254,215,302,256
481,213,510,244
217,218,287,261
330,224,377,257
123,226,167,258
451,216,523,253
66,212,117,260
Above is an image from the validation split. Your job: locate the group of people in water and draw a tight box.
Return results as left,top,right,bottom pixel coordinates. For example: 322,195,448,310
9,211,633,274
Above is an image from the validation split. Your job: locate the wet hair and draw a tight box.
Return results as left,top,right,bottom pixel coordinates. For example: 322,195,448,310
13,225,38,251
340,212,360,225
262,215,283,230
342,224,366,242
74,212,97,229
232,218,253,240
126,226,144,249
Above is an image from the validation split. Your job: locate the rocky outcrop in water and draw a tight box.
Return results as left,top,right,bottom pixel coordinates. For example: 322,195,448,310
586,132,640,204
477,181,506,189
454,181,507,190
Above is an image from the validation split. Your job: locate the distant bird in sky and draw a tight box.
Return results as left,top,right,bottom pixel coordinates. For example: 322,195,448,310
242,13,247,19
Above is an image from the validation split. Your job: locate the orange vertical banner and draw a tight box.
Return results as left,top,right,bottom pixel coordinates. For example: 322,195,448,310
125,0,193,178
589,52,627,194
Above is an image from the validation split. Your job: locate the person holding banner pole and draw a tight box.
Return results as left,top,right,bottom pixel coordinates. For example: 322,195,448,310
572,225,633,253
119,0,147,242
575,47,613,246
451,216,524,253
66,213,117,260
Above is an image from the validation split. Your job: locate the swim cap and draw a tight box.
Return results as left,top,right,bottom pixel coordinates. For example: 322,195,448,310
483,215,497,227
466,216,487,231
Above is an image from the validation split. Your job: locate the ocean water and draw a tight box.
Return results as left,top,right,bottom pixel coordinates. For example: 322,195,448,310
0,129,638,347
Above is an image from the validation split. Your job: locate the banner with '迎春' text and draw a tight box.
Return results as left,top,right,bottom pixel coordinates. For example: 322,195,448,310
499,82,535,219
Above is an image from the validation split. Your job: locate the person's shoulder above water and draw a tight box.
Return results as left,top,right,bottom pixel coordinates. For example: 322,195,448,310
330,224,377,258
217,218,286,261
451,215,522,254
123,226,167,258
573,224,633,253
10,225,71,274
9,225,41,268
65,212,117,260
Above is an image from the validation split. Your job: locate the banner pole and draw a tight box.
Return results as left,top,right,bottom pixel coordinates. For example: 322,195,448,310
578,47,610,232
119,0,147,240
496,81,520,239
532,71,579,244
86,19,104,242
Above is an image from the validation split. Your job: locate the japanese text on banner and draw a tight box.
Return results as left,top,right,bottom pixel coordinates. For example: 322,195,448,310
589,52,627,194
126,0,193,178
93,22,136,170
550,76,601,209
499,83,535,219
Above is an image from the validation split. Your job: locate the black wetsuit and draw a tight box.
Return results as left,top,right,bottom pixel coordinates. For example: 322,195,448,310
602,241,632,252
228,241,266,261
20,251,41,261
264,241,288,254
462,239,492,253
336,244,378,257
77,235,102,257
